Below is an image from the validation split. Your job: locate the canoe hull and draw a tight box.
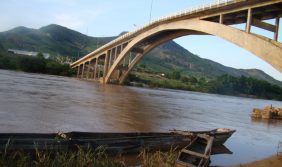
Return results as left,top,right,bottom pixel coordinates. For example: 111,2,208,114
0,129,235,154
0,132,191,154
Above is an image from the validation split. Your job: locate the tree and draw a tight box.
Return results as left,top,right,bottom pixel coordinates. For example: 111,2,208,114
171,70,181,80
181,76,198,84
190,76,198,84
209,74,282,100
19,56,46,73
139,64,146,68
37,52,44,59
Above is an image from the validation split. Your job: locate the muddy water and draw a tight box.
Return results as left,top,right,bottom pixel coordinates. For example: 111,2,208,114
0,69,281,166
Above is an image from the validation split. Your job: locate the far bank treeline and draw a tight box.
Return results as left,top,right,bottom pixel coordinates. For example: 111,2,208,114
0,53,75,76
1,53,282,101
127,69,282,101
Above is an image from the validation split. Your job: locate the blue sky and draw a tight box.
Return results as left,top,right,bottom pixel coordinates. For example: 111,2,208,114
0,0,281,81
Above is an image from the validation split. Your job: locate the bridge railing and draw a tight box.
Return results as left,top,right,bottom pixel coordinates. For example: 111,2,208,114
126,0,243,39
106,0,244,50
72,0,245,66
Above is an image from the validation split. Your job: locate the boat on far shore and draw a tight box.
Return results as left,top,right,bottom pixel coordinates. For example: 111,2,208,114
0,128,235,154
251,105,282,120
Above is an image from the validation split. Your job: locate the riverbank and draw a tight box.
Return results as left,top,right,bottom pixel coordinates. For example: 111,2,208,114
127,71,282,101
232,155,282,167
0,53,75,76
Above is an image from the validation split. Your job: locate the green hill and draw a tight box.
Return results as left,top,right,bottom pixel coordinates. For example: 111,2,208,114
0,24,281,86
0,24,115,58
142,41,282,86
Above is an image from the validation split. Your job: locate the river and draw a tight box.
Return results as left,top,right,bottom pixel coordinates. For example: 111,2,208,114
0,69,281,166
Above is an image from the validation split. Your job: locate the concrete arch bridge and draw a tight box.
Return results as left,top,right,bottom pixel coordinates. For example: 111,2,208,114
71,0,282,84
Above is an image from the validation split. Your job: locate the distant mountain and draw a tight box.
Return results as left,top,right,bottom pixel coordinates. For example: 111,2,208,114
142,41,282,86
0,24,115,58
0,24,281,86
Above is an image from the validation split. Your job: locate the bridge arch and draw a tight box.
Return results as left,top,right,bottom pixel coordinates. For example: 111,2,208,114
105,19,282,84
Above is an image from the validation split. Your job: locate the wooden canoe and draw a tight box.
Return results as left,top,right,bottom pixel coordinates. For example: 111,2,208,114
0,128,235,154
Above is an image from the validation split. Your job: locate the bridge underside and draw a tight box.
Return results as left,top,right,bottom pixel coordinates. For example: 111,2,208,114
72,0,282,85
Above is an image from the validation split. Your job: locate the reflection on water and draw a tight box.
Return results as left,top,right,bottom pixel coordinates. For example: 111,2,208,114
251,118,282,126
0,69,282,165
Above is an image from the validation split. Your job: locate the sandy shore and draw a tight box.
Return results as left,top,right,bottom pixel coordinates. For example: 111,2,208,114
232,155,282,167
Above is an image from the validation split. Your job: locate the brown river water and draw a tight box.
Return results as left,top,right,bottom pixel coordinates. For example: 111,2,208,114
0,69,282,166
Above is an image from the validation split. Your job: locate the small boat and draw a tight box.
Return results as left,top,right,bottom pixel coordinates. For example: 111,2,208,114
176,134,214,167
171,128,235,145
0,128,234,154
0,132,191,154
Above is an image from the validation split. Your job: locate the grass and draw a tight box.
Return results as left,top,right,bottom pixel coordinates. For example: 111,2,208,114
138,147,178,167
0,142,178,167
0,144,125,167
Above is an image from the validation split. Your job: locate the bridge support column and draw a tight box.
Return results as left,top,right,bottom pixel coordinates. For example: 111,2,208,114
76,66,80,78
86,61,90,79
97,67,101,79
108,49,113,69
122,56,126,66
114,46,118,61
219,14,224,24
94,58,98,80
103,51,110,81
129,52,132,64
246,8,252,33
89,59,95,79
120,44,125,66
81,63,85,79
274,17,280,41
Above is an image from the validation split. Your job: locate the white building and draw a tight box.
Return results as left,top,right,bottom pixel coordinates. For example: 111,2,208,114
8,49,50,59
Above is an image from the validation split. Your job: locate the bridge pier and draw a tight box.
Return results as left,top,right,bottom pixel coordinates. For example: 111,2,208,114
244,7,281,41
274,17,280,41
87,60,93,79
89,59,95,79
108,48,114,70
85,61,90,79
219,14,224,24
114,46,118,62
94,58,98,80
81,63,85,79
246,8,252,33
76,66,80,78
103,51,110,78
